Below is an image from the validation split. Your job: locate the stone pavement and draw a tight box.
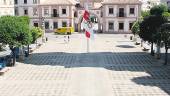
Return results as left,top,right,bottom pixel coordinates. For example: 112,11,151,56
0,33,170,96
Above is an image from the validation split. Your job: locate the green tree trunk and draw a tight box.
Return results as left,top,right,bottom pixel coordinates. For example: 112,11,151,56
10,47,16,66
155,41,161,59
151,42,154,56
164,47,168,65
27,45,30,56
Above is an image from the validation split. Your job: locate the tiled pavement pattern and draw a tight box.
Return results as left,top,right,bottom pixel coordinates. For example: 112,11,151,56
0,33,170,96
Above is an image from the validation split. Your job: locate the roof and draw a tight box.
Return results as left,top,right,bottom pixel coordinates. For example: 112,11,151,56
40,0,77,5
102,0,142,4
79,0,103,2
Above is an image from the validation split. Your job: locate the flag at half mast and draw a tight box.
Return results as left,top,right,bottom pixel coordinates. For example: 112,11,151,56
82,10,94,39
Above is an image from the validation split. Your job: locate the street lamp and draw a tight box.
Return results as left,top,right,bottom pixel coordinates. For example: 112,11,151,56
41,17,46,43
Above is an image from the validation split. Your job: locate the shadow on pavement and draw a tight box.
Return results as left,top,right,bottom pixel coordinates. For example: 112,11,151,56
21,52,170,95
116,45,135,48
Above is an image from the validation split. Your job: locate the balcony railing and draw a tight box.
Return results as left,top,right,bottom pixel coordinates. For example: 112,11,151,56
51,14,59,17
117,13,126,17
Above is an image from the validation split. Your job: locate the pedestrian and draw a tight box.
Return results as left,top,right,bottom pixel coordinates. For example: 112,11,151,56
68,35,70,42
64,36,66,43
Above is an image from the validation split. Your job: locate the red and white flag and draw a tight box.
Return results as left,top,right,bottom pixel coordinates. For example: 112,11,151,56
82,10,94,39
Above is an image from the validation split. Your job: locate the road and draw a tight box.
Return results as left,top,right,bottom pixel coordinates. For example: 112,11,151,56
0,33,170,96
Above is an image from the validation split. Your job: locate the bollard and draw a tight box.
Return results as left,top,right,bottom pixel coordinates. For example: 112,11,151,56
130,36,133,40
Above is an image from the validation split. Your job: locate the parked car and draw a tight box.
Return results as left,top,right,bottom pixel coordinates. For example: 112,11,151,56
0,50,12,67
54,27,74,35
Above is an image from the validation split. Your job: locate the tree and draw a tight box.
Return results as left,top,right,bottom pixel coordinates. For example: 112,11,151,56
162,12,170,18
131,21,140,36
159,23,170,65
30,27,43,44
0,16,32,66
141,10,150,18
131,21,140,45
139,15,167,55
150,4,168,16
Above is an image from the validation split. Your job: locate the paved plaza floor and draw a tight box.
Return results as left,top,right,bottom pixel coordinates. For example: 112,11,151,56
0,33,170,96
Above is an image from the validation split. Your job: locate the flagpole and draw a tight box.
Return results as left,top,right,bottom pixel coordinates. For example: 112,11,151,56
86,0,89,53
87,38,89,52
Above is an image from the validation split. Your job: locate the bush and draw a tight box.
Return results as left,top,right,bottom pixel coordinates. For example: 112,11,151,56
30,27,43,43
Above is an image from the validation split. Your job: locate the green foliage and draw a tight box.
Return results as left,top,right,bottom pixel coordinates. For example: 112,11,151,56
131,21,140,35
19,16,30,24
162,12,170,18
139,15,167,43
141,10,150,18
150,4,168,16
159,23,170,46
30,27,43,43
0,16,32,48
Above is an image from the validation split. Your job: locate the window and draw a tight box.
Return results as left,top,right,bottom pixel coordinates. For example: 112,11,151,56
109,8,114,14
14,0,18,4
3,0,6,5
62,9,66,14
45,21,49,29
33,8,38,16
53,9,58,17
62,21,67,27
167,1,170,7
119,8,125,17
129,23,133,30
88,3,93,9
108,22,114,30
74,11,77,17
34,23,39,27
53,22,58,29
15,7,19,15
9,0,12,5
119,23,124,30
44,8,49,16
24,0,27,4
130,8,135,14
33,0,38,4
24,9,28,15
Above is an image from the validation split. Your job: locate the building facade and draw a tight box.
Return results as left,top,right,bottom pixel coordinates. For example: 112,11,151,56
14,0,76,32
0,0,15,16
75,0,142,33
0,0,142,33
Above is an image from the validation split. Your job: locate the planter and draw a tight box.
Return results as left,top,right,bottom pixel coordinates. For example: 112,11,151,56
135,42,140,45
142,48,150,51
0,50,12,67
155,53,161,59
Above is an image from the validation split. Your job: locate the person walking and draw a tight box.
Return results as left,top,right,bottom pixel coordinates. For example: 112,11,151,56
68,35,70,42
64,36,67,43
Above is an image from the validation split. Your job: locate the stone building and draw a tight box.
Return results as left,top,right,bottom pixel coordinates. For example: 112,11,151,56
74,0,142,33
0,0,142,33
0,0,15,16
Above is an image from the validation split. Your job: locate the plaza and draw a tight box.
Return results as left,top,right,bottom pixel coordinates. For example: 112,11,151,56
0,33,170,96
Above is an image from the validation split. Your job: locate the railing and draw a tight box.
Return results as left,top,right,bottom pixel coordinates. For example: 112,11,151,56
117,13,126,17
51,14,59,17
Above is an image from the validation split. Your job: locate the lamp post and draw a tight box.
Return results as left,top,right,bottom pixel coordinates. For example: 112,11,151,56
41,17,46,43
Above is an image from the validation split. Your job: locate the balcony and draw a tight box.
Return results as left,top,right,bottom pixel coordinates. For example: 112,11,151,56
51,14,59,17
117,13,126,17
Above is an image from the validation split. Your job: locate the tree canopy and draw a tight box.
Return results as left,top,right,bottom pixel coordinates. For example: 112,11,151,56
139,15,167,43
30,27,43,43
131,21,140,36
141,10,150,18
0,16,32,48
150,4,168,16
